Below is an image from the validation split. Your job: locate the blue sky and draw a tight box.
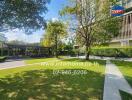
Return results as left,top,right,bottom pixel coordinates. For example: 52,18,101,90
4,0,68,43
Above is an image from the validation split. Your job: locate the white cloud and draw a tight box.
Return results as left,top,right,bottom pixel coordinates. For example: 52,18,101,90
3,29,44,43
52,17,59,22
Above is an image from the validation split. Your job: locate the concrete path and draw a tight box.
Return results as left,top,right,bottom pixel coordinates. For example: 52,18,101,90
103,60,132,100
0,59,60,70
78,56,132,62
0,59,26,70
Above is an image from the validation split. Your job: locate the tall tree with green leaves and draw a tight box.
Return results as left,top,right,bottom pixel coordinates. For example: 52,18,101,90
60,0,121,60
0,0,50,34
41,20,68,57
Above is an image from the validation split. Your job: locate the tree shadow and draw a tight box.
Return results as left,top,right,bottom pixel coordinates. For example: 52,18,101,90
124,75,132,88
0,69,104,100
120,90,132,100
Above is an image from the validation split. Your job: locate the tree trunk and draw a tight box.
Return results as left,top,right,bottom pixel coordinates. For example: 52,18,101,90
85,43,90,60
55,33,58,58
86,52,90,60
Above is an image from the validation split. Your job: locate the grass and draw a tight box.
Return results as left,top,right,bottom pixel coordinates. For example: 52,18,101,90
25,57,58,64
112,60,132,100
120,90,132,100
112,60,132,87
0,58,105,100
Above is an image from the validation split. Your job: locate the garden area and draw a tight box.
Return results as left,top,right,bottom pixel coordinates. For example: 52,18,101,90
0,58,105,100
0,0,132,100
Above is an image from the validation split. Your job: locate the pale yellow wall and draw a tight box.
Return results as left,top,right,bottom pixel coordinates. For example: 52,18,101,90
110,40,132,47
109,42,121,47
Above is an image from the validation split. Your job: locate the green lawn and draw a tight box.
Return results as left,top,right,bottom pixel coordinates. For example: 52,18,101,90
112,60,132,87
0,58,105,100
120,90,132,100
25,57,58,64
112,60,132,100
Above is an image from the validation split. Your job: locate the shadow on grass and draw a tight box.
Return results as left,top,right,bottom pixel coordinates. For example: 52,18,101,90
0,69,104,100
120,90,132,100
125,76,132,87
62,58,106,66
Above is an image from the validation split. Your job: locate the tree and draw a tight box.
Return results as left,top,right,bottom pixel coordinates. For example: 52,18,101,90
41,20,68,57
40,34,54,47
60,0,121,60
0,0,50,34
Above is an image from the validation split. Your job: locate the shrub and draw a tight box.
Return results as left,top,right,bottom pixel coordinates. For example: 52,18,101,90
0,56,7,62
91,47,132,58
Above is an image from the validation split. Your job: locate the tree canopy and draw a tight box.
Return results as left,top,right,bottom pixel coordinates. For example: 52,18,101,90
60,0,121,60
41,20,68,57
41,20,67,46
0,0,50,34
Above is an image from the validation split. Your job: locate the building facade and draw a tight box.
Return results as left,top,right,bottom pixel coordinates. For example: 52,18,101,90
78,0,132,47
111,0,132,47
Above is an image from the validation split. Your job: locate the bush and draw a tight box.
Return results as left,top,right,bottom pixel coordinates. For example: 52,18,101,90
91,47,132,58
0,56,7,62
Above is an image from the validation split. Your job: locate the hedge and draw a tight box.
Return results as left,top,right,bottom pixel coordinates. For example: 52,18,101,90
91,47,132,58
0,56,7,62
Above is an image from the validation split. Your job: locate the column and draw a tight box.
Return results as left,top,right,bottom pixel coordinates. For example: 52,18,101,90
125,15,128,39
121,15,125,39
8,48,10,56
1,43,3,56
130,14,132,38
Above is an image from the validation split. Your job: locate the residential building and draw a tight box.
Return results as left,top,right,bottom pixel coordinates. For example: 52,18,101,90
78,0,132,46
111,0,132,46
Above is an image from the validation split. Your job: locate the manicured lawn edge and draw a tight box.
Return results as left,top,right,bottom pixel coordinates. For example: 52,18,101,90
112,60,132,99
112,60,132,87
25,57,58,64
120,90,132,100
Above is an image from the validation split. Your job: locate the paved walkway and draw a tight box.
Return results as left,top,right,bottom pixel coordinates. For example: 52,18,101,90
103,60,132,100
78,56,132,62
0,59,60,70
0,59,26,70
